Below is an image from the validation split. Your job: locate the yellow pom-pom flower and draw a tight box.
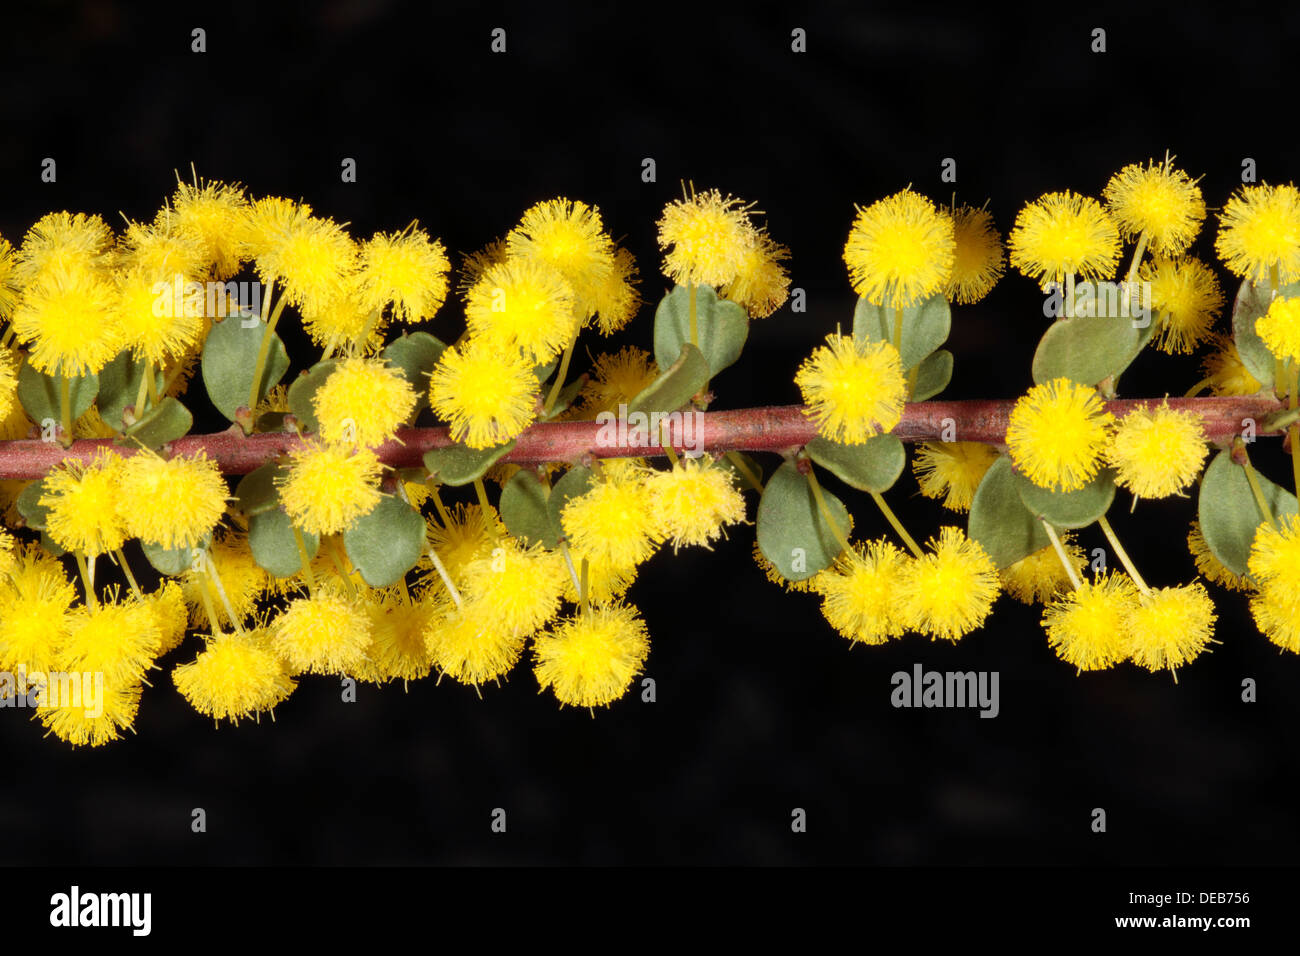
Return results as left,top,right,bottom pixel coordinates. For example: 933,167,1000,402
464,257,579,363
647,458,747,551
1247,514,1300,606
313,357,418,448
844,188,954,308
720,227,791,318
562,465,661,569
272,591,373,675
117,451,229,549
1126,583,1216,674
112,268,206,367
428,339,539,449
1102,156,1206,257
795,333,907,445
40,453,127,557
146,580,191,656
1201,333,1264,396
356,593,440,684
533,602,651,708
1186,521,1249,592
1107,402,1208,500
181,533,268,629
0,545,77,682
1006,378,1114,492
0,345,17,425
1042,572,1138,671
245,199,358,315
579,347,659,415
0,237,17,320
14,211,114,286
1000,537,1085,605
912,441,999,512
171,176,249,280
589,245,643,334
459,538,569,636
1141,256,1223,355
60,595,163,687
12,264,121,376
657,187,757,288
897,527,1000,641
1008,191,1121,288
1215,183,1300,284
278,443,383,537
1255,294,1300,363
506,197,614,318
357,227,450,323
118,211,208,283
421,502,499,589
424,596,527,687
560,547,638,605
37,678,142,748
944,203,1005,305
815,539,908,644
174,630,297,723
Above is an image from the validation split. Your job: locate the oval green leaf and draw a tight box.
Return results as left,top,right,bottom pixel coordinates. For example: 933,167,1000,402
16,478,51,531
248,508,319,579
16,360,98,429
142,537,209,577
968,456,1050,569
852,292,951,369
382,331,446,414
756,460,849,582
805,434,904,494
1198,449,1300,576
343,493,426,587
1015,467,1117,530
201,311,291,423
116,398,192,451
1231,278,1300,388
97,351,166,431
628,342,709,416
1031,314,1146,388
285,359,339,436
500,468,557,548
910,348,953,402
234,461,286,518
653,284,749,377
423,439,516,487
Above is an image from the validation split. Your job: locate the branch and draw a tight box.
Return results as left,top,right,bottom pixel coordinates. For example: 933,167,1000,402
0,396,1283,479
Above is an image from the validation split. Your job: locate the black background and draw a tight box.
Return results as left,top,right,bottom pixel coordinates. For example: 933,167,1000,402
1,0,1298,866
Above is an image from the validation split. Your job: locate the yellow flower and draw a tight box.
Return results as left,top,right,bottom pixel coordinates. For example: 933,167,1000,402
117,451,229,549
464,257,579,363
181,532,268,628
112,268,206,367
1249,581,1300,654
647,458,747,550
171,176,250,279
1042,572,1138,670
1102,156,1206,257
174,630,296,723
944,203,1005,304
456,238,509,299
1200,333,1264,396
816,539,909,644
118,210,209,282
313,357,418,448
11,263,121,376
897,527,1000,640
459,537,569,636
579,347,659,415
357,227,450,323
428,339,539,449
245,199,358,315
40,453,128,556
1215,183,1300,284
1186,521,1249,592
278,443,383,537
721,227,791,318
559,547,638,605
561,465,661,568
589,245,643,334
37,678,142,748
146,580,191,655
355,592,440,684
912,441,999,512
795,333,907,445
1106,402,1207,500
59,594,163,686
0,544,77,683
657,187,757,288
1000,538,1085,605
1247,514,1300,606
272,591,373,675
1008,191,1121,287
0,236,20,319
1255,294,1300,363
1140,257,1223,355
1006,378,1114,492
533,602,651,708
0,347,15,424
424,596,526,687
1126,583,1216,674
844,188,955,308
421,503,499,589
506,198,614,317
14,211,115,286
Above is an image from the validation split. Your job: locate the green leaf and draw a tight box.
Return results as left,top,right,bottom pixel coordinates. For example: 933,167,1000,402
142,538,206,577
1231,278,1300,388
1031,314,1146,387
285,359,339,436
653,284,749,377
500,468,557,548
714,451,764,489
201,311,290,422
343,494,426,587
1014,467,1117,530
423,439,516,486
910,348,953,402
756,460,849,581
967,456,1050,569
628,342,710,416
543,375,587,420
852,292,951,369
381,331,446,414
16,360,98,428
1198,449,1299,576
116,398,192,451
16,478,51,531
248,508,319,579
39,531,66,557
234,462,286,518
97,351,165,431
805,434,905,494
550,465,594,541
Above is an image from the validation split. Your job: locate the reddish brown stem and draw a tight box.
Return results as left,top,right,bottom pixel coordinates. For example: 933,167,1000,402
0,396,1282,479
